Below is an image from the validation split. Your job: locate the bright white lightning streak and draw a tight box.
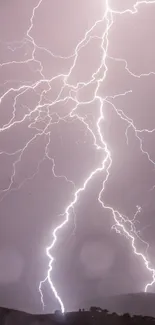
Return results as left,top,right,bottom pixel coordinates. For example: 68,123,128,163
39,0,155,312
1,0,155,314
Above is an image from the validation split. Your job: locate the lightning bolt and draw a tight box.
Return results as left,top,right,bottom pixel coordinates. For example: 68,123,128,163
1,0,155,314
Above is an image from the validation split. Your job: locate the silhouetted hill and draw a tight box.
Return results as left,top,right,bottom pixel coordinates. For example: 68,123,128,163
81,292,155,317
0,307,56,324
0,304,155,325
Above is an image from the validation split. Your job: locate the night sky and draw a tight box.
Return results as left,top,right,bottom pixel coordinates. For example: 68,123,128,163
0,0,155,315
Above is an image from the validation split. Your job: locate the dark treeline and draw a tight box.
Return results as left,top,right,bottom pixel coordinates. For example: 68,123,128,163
0,306,155,324
54,307,155,325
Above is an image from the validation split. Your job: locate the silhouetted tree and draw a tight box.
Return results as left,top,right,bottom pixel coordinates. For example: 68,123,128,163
103,309,109,315
111,312,118,317
90,307,103,313
122,312,131,323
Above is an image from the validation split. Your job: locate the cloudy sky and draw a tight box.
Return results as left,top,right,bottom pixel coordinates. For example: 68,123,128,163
0,0,155,314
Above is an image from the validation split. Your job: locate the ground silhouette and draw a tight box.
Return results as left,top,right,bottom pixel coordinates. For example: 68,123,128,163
0,305,155,325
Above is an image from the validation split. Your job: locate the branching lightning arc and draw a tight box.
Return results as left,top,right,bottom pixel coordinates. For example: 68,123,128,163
1,0,155,314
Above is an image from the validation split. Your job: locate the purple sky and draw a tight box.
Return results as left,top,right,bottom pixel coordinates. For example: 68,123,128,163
0,0,155,314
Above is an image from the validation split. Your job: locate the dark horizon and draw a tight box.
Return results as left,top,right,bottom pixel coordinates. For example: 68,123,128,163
1,303,155,325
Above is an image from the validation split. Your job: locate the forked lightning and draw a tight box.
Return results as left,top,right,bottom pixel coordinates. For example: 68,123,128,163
0,0,155,314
